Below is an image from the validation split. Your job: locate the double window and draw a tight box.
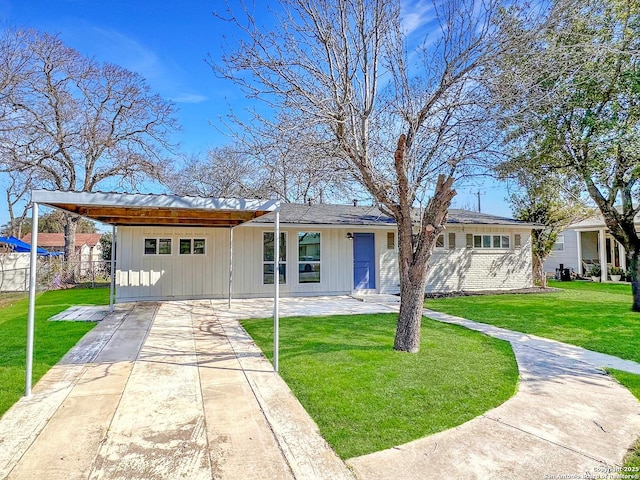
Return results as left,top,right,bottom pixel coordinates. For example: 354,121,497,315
263,232,287,285
298,232,321,283
179,238,206,255
144,238,205,255
144,238,172,255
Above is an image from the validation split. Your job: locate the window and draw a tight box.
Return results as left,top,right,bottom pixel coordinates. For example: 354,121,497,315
552,234,564,251
387,232,395,250
298,232,320,283
144,238,172,255
448,232,456,250
144,239,157,255
435,234,445,248
263,232,287,284
179,238,206,255
471,234,511,249
514,234,522,248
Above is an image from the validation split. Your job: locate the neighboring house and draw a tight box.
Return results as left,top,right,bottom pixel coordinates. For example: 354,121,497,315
21,233,103,262
27,191,537,302
115,203,536,302
543,213,632,281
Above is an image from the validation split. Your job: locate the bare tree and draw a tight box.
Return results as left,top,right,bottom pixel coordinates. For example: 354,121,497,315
224,111,355,203
0,28,178,260
2,167,34,238
166,147,269,198
214,0,506,352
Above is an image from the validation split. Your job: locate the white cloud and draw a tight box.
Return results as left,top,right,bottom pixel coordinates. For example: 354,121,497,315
87,26,164,80
169,93,208,104
401,0,437,36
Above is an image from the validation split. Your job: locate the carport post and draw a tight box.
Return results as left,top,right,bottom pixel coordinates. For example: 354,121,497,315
109,225,116,313
228,227,233,308
273,209,280,372
25,202,39,397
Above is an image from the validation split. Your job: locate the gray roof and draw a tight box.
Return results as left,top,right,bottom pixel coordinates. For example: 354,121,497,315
251,203,535,227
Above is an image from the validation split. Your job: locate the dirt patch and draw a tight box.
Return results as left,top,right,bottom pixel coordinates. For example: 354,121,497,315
424,286,559,299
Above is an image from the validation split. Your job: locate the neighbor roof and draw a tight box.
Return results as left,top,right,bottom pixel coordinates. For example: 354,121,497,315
30,190,279,228
251,203,535,227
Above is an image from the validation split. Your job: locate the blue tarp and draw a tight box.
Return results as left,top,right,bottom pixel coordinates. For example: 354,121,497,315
0,236,63,256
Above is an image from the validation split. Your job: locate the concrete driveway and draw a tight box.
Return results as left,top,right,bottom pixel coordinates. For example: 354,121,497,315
0,298,395,480
0,296,639,480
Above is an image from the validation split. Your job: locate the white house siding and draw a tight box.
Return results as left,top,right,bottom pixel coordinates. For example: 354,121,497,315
117,225,533,301
232,226,354,297
379,227,534,294
543,229,580,275
117,225,357,301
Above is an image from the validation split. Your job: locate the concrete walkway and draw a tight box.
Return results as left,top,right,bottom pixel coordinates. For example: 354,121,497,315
1,296,639,480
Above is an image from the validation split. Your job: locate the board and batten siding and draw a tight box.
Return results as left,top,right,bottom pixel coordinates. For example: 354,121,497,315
116,225,357,301
232,226,354,296
116,226,230,301
379,227,534,294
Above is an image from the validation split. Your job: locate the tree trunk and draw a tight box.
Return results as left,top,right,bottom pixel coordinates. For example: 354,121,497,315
628,250,640,312
63,214,80,283
394,258,430,352
532,253,546,288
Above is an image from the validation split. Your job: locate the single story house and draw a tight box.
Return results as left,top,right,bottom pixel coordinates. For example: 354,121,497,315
27,191,537,302
543,213,635,281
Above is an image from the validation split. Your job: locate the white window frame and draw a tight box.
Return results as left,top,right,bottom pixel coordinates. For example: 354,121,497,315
472,234,511,249
263,231,287,285
178,238,206,255
298,231,321,284
552,234,565,251
144,238,172,255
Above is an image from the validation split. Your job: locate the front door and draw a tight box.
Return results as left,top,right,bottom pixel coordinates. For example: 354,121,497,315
353,233,376,289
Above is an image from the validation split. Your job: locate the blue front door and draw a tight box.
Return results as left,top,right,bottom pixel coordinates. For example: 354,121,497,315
353,233,376,289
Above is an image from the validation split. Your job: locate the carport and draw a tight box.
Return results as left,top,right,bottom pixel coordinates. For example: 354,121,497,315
25,190,282,396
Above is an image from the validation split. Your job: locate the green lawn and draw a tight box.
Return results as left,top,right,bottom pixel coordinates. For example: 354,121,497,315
425,280,640,363
242,313,518,459
0,288,108,417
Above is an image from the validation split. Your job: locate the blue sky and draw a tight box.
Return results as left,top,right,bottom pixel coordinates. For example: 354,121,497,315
0,0,512,228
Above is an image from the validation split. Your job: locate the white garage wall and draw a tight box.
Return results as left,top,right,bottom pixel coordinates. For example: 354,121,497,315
117,226,230,301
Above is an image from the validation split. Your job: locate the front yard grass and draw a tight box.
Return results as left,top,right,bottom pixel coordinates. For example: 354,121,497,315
0,288,108,417
242,313,518,459
425,280,640,363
